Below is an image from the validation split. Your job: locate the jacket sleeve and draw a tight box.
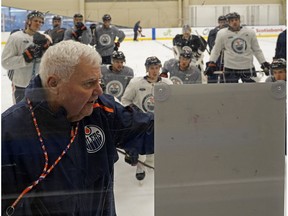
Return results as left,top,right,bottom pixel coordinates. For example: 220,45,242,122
113,102,154,155
250,30,266,64
209,29,224,62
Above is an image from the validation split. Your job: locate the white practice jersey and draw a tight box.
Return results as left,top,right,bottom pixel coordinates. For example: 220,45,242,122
209,26,266,70
1,31,40,87
121,76,173,113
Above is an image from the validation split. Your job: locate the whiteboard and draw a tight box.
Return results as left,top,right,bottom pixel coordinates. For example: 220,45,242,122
154,82,286,216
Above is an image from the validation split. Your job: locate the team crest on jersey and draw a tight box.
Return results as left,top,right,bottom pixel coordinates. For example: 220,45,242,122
106,80,124,98
170,76,183,85
142,94,155,113
231,38,247,54
99,34,112,46
85,125,105,153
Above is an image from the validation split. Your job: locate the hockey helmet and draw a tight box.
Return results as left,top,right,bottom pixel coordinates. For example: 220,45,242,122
145,56,162,70
52,15,62,21
27,10,45,20
74,13,83,18
182,24,191,33
218,15,226,21
180,46,193,59
271,58,286,70
102,14,112,21
112,51,126,62
226,12,240,20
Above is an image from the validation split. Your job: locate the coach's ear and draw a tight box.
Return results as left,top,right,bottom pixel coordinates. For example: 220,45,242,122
46,75,60,94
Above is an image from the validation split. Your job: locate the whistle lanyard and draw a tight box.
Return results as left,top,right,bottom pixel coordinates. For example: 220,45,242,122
6,98,79,216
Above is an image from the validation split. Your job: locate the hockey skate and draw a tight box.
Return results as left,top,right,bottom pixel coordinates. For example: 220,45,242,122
135,163,146,182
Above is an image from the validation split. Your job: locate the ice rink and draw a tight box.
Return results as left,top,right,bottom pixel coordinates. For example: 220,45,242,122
1,36,285,216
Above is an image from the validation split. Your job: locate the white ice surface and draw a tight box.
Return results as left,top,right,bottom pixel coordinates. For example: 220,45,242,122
1,37,285,216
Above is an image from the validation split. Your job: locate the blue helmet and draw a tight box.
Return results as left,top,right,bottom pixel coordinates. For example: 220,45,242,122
145,56,162,70
226,12,240,21
102,14,111,21
271,58,286,70
112,51,126,61
180,46,193,59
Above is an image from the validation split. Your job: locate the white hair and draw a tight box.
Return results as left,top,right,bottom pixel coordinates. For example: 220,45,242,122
39,40,102,83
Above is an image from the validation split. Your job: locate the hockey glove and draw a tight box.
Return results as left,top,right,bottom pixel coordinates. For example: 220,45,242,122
72,22,87,39
160,72,168,78
90,23,97,36
204,61,217,76
23,45,41,63
33,32,51,50
261,62,271,76
114,41,120,51
124,149,139,166
90,23,96,31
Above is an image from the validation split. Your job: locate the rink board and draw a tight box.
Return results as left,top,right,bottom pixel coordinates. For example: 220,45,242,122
154,82,286,216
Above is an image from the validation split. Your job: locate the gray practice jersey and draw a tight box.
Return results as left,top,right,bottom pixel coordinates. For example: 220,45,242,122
64,27,92,45
121,76,173,113
101,65,134,100
93,25,125,57
162,58,202,84
209,26,266,70
265,76,276,82
1,31,40,87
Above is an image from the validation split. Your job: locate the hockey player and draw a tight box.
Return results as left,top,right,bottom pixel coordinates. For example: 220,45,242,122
265,58,286,82
64,13,92,45
206,15,227,83
44,15,66,45
160,46,202,84
121,56,173,181
172,24,207,73
207,16,228,52
101,51,134,100
1,10,51,104
92,14,126,64
2,40,154,215
205,12,270,83
133,20,145,41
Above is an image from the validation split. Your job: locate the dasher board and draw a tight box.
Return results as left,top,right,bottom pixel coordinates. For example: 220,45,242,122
154,82,286,216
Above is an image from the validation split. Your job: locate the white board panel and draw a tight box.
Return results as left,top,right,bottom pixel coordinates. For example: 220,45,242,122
154,82,285,216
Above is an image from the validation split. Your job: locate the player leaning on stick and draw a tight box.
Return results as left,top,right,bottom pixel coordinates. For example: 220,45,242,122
206,15,227,83
121,56,172,181
205,12,270,83
160,46,202,84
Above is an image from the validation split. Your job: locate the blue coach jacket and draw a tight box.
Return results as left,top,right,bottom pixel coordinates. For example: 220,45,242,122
2,75,154,216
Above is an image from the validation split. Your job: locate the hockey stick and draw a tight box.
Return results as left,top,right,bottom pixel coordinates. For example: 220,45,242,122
213,70,267,83
117,148,155,170
153,40,173,51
